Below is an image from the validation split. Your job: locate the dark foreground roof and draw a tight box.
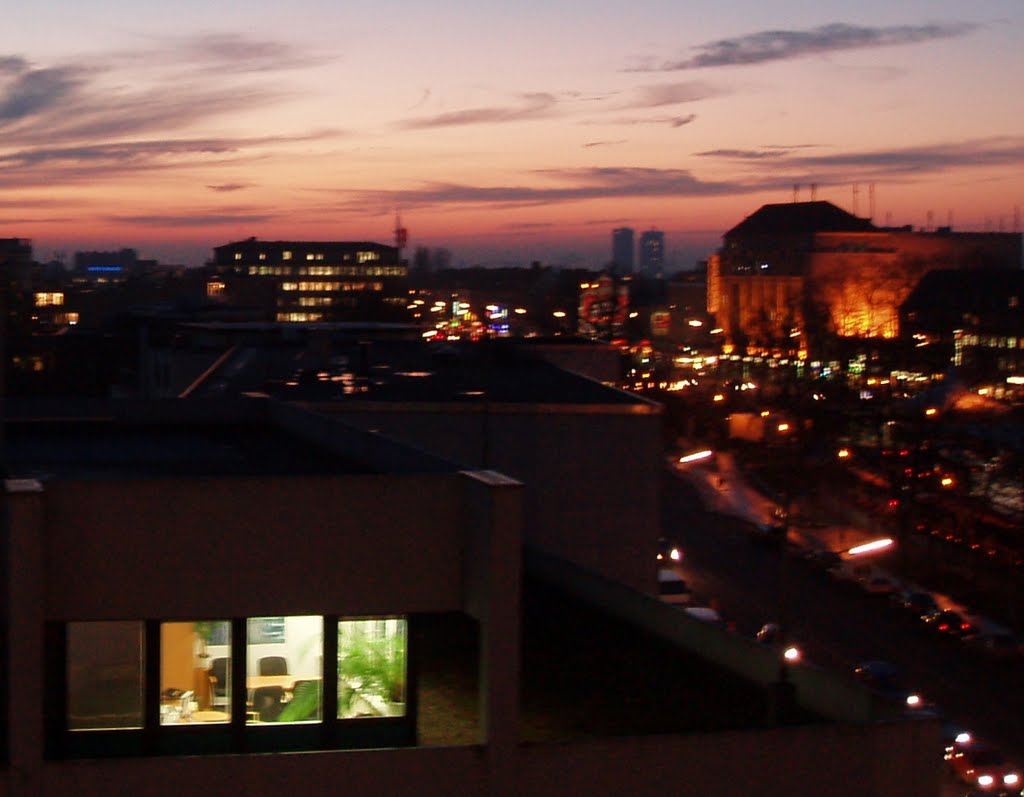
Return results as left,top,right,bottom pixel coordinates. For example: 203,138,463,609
726,201,877,238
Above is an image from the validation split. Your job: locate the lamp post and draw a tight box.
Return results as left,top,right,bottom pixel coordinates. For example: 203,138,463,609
769,419,799,725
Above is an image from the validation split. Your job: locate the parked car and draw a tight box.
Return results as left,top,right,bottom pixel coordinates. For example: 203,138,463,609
861,573,901,596
948,741,1021,792
656,537,683,565
963,631,1024,663
656,568,692,605
890,589,940,618
922,609,978,639
853,660,930,713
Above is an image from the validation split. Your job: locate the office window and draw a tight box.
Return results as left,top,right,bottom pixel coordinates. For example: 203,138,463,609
67,622,144,731
160,621,231,725
337,617,406,718
247,616,322,725
283,250,293,260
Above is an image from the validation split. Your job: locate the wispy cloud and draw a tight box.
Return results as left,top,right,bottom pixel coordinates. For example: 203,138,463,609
0,34,337,188
696,137,1024,178
341,137,1024,215
583,140,627,148
108,211,277,227
632,21,977,71
206,182,251,193
599,113,697,128
343,167,758,213
622,81,720,108
398,92,558,129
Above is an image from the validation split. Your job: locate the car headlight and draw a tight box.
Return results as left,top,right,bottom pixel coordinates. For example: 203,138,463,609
1004,773,1019,786
977,775,994,787
670,548,681,561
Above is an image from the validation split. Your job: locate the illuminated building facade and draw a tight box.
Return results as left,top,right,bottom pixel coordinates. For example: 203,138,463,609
212,238,409,323
711,201,1022,358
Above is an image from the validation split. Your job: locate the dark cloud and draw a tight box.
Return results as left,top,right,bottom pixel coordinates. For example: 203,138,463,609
345,167,753,212
634,21,977,71
108,211,276,227
0,132,334,188
0,66,83,122
398,93,557,129
695,147,794,159
696,137,1024,178
206,182,250,192
342,137,1024,215
600,113,697,128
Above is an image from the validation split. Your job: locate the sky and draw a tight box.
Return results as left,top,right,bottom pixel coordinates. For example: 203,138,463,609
1,0,1022,270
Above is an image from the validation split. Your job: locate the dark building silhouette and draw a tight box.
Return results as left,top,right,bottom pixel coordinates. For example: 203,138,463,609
612,227,634,273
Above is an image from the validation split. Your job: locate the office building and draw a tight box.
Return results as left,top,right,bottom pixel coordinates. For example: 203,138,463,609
611,228,634,274
639,230,665,279
0,395,941,797
210,238,409,323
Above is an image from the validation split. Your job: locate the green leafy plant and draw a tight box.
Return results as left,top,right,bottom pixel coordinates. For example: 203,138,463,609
338,627,407,709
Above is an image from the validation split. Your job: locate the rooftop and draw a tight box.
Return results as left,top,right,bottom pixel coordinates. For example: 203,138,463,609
4,418,372,481
725,201,877,239
416,575,818,745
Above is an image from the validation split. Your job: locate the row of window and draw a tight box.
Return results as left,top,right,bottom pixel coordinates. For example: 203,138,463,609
233,251,383,263
246,266,404,277
53,615,409,756
279,281,385,293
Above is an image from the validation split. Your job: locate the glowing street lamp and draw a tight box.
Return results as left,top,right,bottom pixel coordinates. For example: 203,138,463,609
847,538,894,556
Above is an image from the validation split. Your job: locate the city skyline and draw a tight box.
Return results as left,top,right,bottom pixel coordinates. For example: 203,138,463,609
1,0,1022,269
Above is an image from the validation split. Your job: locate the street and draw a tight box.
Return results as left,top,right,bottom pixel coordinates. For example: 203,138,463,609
661,467,1024,775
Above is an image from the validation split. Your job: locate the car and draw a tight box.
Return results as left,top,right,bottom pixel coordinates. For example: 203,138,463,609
948,742,1021,792
853,660,931,714
656,537,683,565
749,521,787,545
861,573,901,596
802,549,842,571
922,609,978,639
755,622,802,662
656,568,692,605
890,589,940,618
963,631,1024,663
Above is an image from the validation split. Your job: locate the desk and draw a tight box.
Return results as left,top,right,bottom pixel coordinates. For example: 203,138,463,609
246,675,321,692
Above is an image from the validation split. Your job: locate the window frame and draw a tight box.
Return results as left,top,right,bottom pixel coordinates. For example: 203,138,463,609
46,615,415,759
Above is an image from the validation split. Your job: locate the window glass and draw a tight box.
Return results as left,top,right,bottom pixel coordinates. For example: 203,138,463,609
160,621,231,725
338,617,407,718
247,616,322,724
67,621,144,731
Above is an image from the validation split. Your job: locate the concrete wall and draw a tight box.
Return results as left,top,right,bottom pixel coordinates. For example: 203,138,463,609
44,473,467,620
322,402,662,593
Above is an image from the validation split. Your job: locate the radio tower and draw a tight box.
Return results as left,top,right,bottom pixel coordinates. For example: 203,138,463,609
394,212,408,257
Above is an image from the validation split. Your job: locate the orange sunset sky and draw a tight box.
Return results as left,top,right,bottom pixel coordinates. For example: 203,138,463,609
1,0,1022,269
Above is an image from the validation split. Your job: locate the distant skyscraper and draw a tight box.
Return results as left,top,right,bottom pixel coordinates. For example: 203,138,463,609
612,228,634,273
639,229,665,278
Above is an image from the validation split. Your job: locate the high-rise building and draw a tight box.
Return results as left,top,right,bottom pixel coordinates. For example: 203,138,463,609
612,228,634,273
639,229,665,278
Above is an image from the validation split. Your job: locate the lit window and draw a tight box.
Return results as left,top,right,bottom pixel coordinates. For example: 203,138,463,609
35,292,64,306
338,617,407,718
258,253,266,261
306,253,315,261
234,252,242,260
160,621,231,725
207,281,225,297
357,251,380,263
67,621,144,730
283,251,292,260
247,616,322,724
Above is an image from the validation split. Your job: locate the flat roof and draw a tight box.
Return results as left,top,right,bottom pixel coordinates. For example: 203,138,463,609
416,576,819,745
187,339,653,410
3,419,372,481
